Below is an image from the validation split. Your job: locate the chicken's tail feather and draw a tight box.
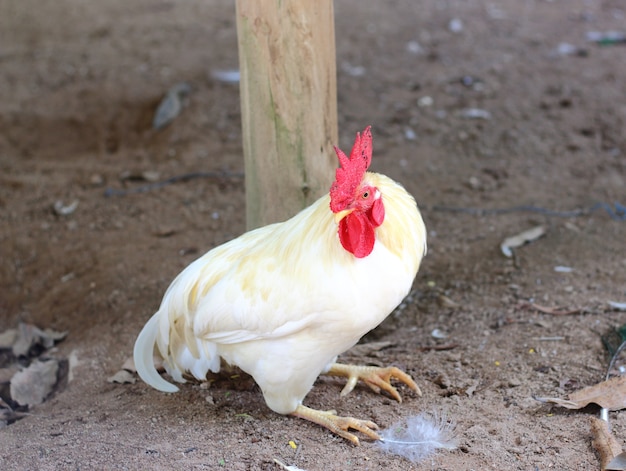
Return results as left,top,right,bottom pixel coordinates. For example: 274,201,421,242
133,311,179,393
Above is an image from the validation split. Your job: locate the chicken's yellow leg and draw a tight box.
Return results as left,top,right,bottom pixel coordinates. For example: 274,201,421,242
326,363,421,401
291,404,380,445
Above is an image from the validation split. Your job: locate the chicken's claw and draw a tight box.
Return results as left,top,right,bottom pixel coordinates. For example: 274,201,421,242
291,404,380,445
327,363,421,402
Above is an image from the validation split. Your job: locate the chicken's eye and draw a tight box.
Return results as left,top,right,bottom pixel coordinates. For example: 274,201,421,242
362,191,370,199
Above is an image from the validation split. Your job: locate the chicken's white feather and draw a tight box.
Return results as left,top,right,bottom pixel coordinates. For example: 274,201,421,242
378,413,457,462
133,312,179,393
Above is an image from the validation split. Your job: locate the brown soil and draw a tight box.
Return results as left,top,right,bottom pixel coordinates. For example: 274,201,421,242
1,0,625,469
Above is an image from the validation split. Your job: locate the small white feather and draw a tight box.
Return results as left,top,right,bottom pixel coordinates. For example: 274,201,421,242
377,413,457,463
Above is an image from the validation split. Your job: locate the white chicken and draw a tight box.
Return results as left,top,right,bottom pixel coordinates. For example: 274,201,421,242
134,126,427,444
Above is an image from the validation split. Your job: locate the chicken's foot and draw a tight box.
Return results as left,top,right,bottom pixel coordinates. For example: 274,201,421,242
291,404,380,445
326,363,421,402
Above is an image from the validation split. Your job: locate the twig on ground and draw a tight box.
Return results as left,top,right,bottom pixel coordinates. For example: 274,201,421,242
519,301,581,316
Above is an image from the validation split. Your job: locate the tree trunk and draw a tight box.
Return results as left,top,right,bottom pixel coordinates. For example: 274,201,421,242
236,0,338,230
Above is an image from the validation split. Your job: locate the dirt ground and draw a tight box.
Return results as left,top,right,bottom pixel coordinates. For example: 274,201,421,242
1,0,625,469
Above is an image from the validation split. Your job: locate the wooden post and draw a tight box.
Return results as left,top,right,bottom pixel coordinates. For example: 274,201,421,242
236,0,338,230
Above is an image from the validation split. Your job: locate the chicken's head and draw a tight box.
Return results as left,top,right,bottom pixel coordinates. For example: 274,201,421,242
330,126,385,258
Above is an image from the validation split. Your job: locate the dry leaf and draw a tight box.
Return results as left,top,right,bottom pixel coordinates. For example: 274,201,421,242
464,379,480,397
0,367,18,384
0,396,11,409
536,376,626,410
438,295,460,309
107,370,136,384
67,349,82,383
348,341,393,357
12,323,67,357
2,323,70,429
11,325,35,357
152,82,191,130
607,453,626,471
0,408,28,428
122,356,136,373
41,328,68,344
10,359,59,406
524,302,580,316
591,416,624,470
500,225,546,257
0,329,17,349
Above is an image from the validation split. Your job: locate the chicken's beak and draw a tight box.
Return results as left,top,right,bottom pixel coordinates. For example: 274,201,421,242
334,208,354,224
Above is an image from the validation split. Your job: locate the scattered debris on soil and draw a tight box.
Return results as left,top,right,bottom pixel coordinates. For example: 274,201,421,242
1,0,625,469
591,416,625,471
500,225,546,258
536,376,626,411
0,324,68,428
152,82,192,130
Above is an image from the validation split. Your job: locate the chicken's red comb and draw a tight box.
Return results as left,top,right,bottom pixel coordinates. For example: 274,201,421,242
329,126,373,213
